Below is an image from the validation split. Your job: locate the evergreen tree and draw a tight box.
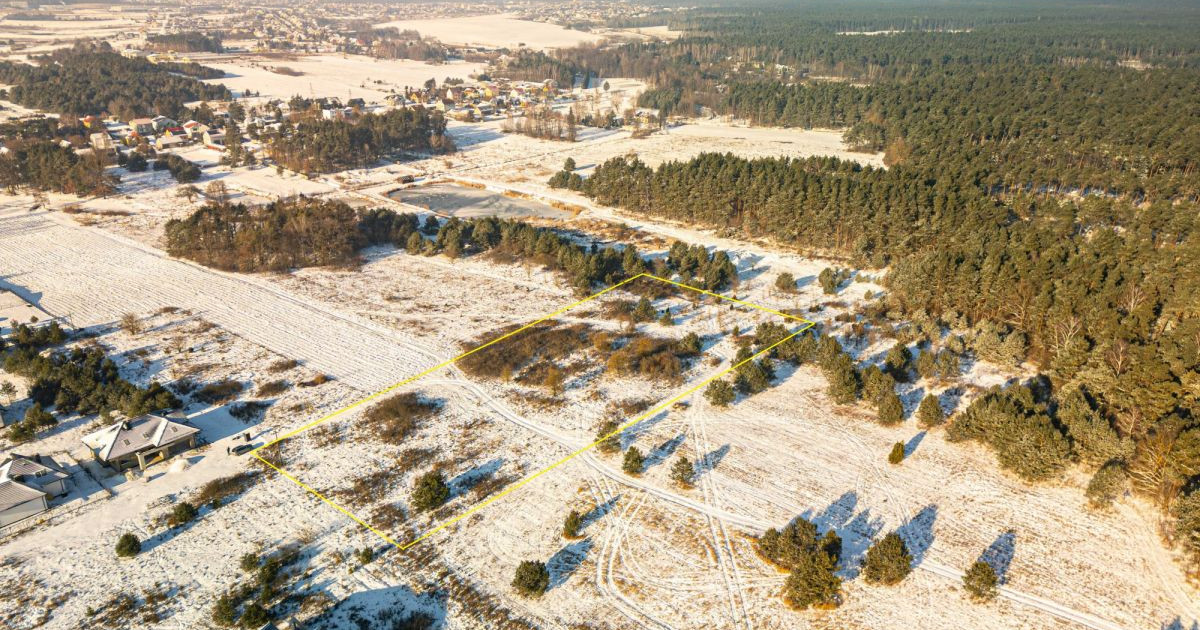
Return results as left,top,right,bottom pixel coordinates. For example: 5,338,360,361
823,352,860,404
876,390,904,426
632,296,656,322
782,550,841,610
405,230,423,252
888,442,905,465
861,365,896,405
563,510,584,539
775,272,796,293
116,533,141,558
735,359,774,395
23,403,54,429
861,532,913,585
239,603,269,628
705,379,735,407
1085,461,1127,510
512,560,550,597
670,456,695,487
623,447,645,475
917,393,945,429
411,471,450,512
595,419,622,454
169,501,199,526
962,560,999,602
211,593,237,626
884,344,913,382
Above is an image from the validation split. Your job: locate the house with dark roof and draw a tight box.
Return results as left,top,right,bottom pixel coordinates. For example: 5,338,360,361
82,414,199,472
0,454,69,527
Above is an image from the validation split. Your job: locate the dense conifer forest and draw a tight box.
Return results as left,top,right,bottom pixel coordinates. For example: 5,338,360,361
0,42,230,120
544,0,1200,575
266,108,451,173
145,31,224,53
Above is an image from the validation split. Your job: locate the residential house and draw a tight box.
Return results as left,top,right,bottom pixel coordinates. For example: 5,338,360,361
129,118,156,136
89,132,117,155
83,414,199,472
202,129,226,149
156,135,186,151
0,454,69,527
151,115,178,133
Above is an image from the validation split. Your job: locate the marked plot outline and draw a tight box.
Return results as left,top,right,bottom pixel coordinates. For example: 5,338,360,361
251,273,815,550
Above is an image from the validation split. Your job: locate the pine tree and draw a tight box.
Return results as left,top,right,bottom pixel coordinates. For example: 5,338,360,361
705,379,735,407
169,501,199,526
884,343,913,381
782,551,842,610
512,560,550,597
1085,461,1127,510
823,352,860,404
861,532,913,585
888,442,905,465
775,272,796,293
116,532,141,558
211,593,237,626
411,471,450,512
670,456,695,487
563,510,584,539
962,560,999,602
735,359,773,395
595,419,622,454
632,296,655,322
622,447,644,475
877,389,904,426
916,393,945,429
240,603,269,628
405,230,423,252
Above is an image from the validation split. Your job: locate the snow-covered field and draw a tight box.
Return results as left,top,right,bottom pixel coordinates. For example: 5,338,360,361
0,193,1197,628
197,53,488,102
374,13,605,50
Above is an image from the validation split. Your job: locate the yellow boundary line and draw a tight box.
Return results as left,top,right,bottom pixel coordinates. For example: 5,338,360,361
252,272,815,550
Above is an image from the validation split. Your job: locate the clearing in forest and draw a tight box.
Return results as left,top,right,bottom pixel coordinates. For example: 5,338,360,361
251,273,815,550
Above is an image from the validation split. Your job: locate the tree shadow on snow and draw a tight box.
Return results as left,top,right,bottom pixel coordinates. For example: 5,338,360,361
449,458,504,497
644,432,686,469
548,538,594,589
1161,618,1200,630
695,444,730,478
582,495,620,530
307,584,447,630
979,530,1016,584
620,409,668,447
905,431,926,457
897,504,938,568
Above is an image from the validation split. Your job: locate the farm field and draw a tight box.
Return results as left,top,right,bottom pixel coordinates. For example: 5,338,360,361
0,198,1195,629
0,2,1198,627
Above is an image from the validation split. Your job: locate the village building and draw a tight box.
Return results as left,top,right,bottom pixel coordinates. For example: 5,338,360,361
82,414,200,472
202,129,226,148
128,118,156,136
0,454,69,527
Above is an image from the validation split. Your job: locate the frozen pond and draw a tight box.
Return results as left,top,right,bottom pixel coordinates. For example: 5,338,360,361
388,183,569,219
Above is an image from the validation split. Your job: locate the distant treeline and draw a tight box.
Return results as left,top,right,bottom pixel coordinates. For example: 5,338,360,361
266,108,451,174
0,41,230,120
146,31,224,53
165,199,736,295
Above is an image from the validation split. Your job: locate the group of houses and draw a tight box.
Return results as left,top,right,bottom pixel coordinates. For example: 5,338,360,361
0,413,201,528
84,113,232,154
385,79,574,122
